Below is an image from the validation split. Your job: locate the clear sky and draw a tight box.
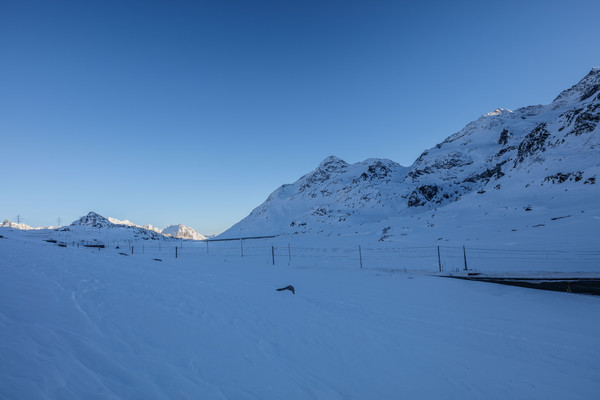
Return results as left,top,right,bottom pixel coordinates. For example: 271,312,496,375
1,0,599,234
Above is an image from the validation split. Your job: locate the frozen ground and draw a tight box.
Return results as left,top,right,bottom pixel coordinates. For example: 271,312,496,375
1,230,600,399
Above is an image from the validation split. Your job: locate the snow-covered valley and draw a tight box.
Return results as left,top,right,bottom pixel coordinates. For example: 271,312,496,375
2,69,600,399
1,229,599,399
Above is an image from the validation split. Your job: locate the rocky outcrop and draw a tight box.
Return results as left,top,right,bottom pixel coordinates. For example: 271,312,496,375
220,69,600,238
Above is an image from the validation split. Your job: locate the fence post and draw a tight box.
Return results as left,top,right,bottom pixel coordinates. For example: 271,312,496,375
206,241,209,254
131,246,134,255
272,246,275,266
176,246,178,259
240,239,243,257
359,245,363,269
437,246,441,272
463,245,468,271
288,243,291,263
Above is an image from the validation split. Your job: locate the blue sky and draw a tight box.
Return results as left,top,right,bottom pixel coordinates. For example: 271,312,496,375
1,0,599,234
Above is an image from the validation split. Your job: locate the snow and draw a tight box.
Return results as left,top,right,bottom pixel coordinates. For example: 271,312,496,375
1,69,599,399
484,108,512,116
106,218,207,240
1,230,599,399
107,217,137,227
162,224,208,240
220,69,600,244
0,219,54,230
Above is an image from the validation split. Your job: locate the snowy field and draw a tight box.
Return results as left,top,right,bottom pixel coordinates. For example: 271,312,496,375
1,231,600,399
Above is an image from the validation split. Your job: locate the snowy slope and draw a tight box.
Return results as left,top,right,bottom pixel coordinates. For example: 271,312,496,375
2,214,207,240
0,219,35,230
221,69,600,244
85,214,206,240
162,224,207,240
107,217,201,237
143,224,163,234
1,229,599,399
65,211,170,242
107,217,138,227
1,219,55,230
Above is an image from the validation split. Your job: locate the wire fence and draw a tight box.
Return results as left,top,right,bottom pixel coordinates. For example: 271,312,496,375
55,236,600,274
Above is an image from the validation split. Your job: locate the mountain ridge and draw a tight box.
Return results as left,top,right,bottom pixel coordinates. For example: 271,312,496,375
219,69,600,241
72,212,207,240
2,212,208,241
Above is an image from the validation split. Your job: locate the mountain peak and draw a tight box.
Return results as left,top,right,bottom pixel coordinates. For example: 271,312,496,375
483,108,512,117
1,219,34,230
162,224,206,240
315,156,349,174
552,68,600,107
318,155,348,167
71,212,115,228
107,217,137,227
220,68,600,239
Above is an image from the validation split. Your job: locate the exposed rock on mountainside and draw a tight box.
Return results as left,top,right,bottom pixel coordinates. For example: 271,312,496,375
220,69,600,240
71,212,165,240
72,212,116,228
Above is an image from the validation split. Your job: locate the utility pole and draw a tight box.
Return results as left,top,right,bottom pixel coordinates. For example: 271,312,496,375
359,245,363,269
437,246,442,272
271,246,275,266
15,214,22,224
57,217,61,227
463,245,468,271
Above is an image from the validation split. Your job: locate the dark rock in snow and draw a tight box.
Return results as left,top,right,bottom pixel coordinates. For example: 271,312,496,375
276,285,295,294
498,129,511,145
408,185,440,207
515,123,550,165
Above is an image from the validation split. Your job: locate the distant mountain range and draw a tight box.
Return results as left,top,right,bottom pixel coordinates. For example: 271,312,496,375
0,220,56,231
2,212,208,241
71,212,208,240
219,68,600,244
4,69,599,246
105,216,207,240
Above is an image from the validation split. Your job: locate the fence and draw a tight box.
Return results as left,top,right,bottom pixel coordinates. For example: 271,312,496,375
61,236,600,275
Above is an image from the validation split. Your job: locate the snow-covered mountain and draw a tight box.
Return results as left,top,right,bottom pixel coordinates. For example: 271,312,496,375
162,224,207,240
107,217,137,227
68,211,168,241
72,212,117,229
67,212,208,241
143,224,163,234
107,216,206,239
1,219,35,230
0,219,55,230
221,69,600,243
